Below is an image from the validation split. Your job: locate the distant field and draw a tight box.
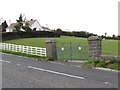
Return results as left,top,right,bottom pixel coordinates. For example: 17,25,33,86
3,36,119,58
102,39,118,56
3,36,87,48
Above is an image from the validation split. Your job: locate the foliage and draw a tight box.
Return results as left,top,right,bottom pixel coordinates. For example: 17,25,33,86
56,28,63,35
15,14,32,32
14,22,23,32
14,22,32,32
52,29,97,38
2,20,8,32
16,14,23,22
84,60,120,70
2,31,60,41
101,35,120,40
22,26,32,32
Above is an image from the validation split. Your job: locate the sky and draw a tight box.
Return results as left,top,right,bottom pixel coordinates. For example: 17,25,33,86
0,0,119,36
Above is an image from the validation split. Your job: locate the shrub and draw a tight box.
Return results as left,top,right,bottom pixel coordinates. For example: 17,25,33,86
84,59,120,70
107,63,120,70
2,31,60,41
95,60,106,68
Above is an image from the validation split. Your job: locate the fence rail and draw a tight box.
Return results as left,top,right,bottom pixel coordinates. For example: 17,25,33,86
0,43,46,57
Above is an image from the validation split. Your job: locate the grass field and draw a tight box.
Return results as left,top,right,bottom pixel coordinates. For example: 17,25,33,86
2,36,119,60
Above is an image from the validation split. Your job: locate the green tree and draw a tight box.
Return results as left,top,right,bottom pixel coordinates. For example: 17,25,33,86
112,34,115,38
22,26,32,32
2,20,8,32
56,28,63,35
14,23,23,32
16,14,23,22
105,32,107,37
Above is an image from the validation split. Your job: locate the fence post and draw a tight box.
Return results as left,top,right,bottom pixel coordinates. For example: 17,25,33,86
45,39,57,60
88,36,102,59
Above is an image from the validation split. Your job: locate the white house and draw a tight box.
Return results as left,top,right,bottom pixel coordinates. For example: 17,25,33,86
6,19,43,32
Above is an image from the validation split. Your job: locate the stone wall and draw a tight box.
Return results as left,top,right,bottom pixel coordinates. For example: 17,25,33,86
100,55,120,61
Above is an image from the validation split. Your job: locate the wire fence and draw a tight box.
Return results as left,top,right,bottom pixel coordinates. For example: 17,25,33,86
57,42,89,61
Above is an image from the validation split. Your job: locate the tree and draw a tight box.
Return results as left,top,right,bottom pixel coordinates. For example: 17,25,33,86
16,14,23,22
56,28,63,35
22,26,32,32
33,28,36,31
14,22,23,32
105,32,107,37
2,20,8,32
112,34,115,38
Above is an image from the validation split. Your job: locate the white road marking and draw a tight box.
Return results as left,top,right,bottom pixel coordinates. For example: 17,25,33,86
0,60,10,63
28,66,85,80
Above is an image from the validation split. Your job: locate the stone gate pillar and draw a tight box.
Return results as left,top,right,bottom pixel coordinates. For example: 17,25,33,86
45,39,57,60
88,36,102,59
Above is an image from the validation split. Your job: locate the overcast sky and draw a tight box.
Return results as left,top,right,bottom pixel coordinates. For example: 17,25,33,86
0,0,119,36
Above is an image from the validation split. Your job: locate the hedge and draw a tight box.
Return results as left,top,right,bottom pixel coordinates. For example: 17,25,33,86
2,31,60,41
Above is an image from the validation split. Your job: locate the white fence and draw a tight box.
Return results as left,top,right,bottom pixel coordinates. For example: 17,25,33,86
0,43,47,57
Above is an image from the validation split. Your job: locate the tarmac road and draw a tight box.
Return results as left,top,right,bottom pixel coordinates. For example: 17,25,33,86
1,53,119,88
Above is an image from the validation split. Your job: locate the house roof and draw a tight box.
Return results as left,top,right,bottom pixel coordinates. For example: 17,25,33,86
25,20,37,26
41,26,50,30
7,23,18,29
7,20,37,29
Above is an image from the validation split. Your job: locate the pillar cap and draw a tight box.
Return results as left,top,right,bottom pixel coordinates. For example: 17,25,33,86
88,36,102,41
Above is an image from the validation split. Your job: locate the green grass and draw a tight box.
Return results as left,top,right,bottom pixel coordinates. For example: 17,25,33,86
2,36,119,60
102,39,118,56
1,50,48,61
2,36,88,60
2,36,88,48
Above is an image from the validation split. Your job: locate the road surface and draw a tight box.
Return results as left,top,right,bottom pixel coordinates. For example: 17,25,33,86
1,53,119,88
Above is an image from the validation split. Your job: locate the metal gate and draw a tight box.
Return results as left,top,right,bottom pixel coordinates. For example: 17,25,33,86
56,42,89,61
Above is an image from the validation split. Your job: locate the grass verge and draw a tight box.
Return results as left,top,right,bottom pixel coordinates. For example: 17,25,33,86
0,50,48,61
83,59,120,70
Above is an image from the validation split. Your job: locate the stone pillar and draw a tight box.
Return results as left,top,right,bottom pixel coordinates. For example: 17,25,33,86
88,36,102,59
45,39,57,60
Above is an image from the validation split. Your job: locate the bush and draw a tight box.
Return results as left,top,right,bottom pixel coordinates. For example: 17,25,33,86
84,60,120,70
95,60,106,68
2,31,60,41
107,63,120,70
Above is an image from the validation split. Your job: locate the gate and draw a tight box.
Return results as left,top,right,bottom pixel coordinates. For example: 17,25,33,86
57,42,89,61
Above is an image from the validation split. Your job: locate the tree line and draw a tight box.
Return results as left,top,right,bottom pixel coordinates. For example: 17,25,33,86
53,28,120,40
